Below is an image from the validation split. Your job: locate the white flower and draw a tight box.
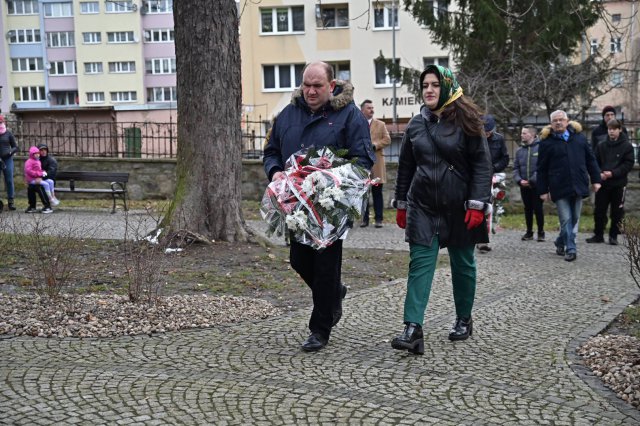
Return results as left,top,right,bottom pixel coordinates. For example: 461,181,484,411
285,210,307,230
319,197,335,209
322,186,344,201
314,173,328,189
301,177,314,195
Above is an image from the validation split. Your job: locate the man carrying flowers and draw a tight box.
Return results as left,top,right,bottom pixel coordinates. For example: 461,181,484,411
263,62,375,352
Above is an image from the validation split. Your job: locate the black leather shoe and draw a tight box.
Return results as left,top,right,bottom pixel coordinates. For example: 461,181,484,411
332,284,348,327
537,232,546,242
301,333,328,352
448,317,473,341
391,322,424,355
555,245,565,256
586,235,604,243
564,252,577,262
360,221,369,228
609,237,618,246
521,232,534,241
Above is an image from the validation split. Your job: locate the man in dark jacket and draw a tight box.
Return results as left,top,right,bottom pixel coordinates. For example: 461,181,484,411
537,110,601,262
590,105,628,152
513,126,545,242
263,61,375,352
586,119,634,245
0,114,19,211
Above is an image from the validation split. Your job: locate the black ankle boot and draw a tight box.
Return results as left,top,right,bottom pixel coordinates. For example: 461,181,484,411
7,200,15,211
332,283,348,327
448,317,473,341
391,322,424,355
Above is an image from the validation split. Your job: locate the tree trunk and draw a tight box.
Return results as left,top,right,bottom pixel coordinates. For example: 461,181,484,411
167,0,248,242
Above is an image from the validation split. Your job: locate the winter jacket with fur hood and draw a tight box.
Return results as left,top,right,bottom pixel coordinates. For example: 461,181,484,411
536,121,601,202
595,132,634,188
263,80,375,180
24,146,45,183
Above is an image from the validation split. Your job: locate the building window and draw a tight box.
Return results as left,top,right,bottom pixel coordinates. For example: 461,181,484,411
14,86,46,102
110,91,137,102
8,29,41,44
147,0,173,13
374,2,398,29
11,57,44,72
423,56,449,69
108,61,136,73
7,1,39,15
144,29,175,43
86,92,105,103
610,37,622,53
44,2,73,17
105,0,134,13
263,64,305,90
47,31,75,47
375,58,400,86
145,58,176,74
84,62,103,74
49,60,77,75
147,87,177,102
260,7,305,34
590,39,598,55
612,14,621,24
80,1,99,13
316,4,349,28
431,1,449,20
82,32,101,44
107,31,135,43
329,61,351,81
611,71,623,87
51,91,78,105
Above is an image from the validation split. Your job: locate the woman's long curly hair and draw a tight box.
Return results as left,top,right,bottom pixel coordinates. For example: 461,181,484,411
440,96,485,137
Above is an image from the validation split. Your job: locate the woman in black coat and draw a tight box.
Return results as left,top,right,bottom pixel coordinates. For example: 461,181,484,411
391,65,492,355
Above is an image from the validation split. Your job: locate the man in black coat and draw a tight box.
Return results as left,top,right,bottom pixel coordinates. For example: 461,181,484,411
591,105,628,152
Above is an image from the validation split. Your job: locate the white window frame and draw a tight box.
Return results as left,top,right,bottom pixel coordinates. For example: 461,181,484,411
144,29,175,43
110,91,137,102
47,31,75,48
80,2,99,14
611,70,623,87
374,59,400,87
52,91,78,105
11,57,44,72
107,31,135,43
82,32,101,44
329,61,351,81
105,0,134,13
145,58,176,74
7,1,39,15
423,56,449,69
590,39,598,55
84,62,103,74
262,64,305,91
86,92,105,103
43,2,73,17
316,4,349,28
147,87,177,102
108,61,136,73
8,29,41,44
260,6,305,35
14,86,46,102
49,60,77,76
610,37,622,53
373,2,399,30
147,0,173,14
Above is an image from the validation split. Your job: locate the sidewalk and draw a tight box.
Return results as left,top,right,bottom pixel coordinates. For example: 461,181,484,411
0,212,639,424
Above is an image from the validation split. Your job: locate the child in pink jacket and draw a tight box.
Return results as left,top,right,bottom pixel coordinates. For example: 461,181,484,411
24,146,59,206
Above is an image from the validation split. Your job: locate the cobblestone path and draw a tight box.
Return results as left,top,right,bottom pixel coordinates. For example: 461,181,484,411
1,215,639,424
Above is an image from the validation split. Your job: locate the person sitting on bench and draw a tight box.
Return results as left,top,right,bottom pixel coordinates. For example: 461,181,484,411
24,146,54,213
37,144,59,206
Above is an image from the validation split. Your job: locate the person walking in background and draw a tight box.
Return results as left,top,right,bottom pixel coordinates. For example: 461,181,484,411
37,144,60,206
24,146,53,214
391,64,492,355
591,105,627,152
537,110,601,262
360,99,391,228
476,114,509,253
513,126,545,242
0,115,19,211
263,61,375,352
586,119,634,246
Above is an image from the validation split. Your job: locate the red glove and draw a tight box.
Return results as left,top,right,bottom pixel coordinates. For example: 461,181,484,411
465,209,484,230
396,209,407,229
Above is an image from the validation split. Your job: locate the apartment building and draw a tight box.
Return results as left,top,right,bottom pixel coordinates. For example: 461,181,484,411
0,0,176,122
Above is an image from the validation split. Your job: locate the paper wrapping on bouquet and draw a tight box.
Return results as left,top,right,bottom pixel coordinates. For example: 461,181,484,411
261,147,377,250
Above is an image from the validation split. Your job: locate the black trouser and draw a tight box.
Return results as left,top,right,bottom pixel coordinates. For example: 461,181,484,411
289,239,343,340
27,184,51,209
520,186,544,234
363,184,384,223
593,185,625,239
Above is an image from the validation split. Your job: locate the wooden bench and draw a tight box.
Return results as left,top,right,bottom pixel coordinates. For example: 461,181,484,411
55,171,129,213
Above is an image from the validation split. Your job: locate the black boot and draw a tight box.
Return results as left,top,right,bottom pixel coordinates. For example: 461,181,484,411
448,317,473,341
332,283,348,327
7,199,15,211
0,200,3,213
391,322,424,355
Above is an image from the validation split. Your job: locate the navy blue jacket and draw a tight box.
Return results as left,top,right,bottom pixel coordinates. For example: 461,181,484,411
513,139,540,187
263,81,375,180
487,132,509,173
537,122,601,202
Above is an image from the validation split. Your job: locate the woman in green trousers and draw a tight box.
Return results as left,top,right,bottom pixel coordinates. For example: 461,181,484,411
391,65,492,355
